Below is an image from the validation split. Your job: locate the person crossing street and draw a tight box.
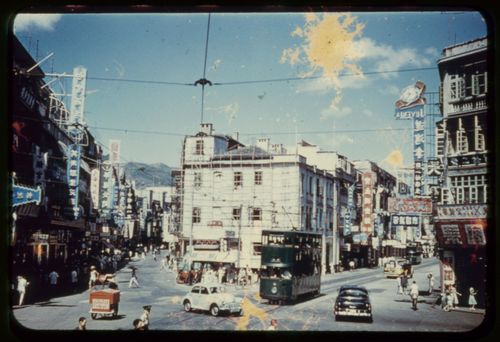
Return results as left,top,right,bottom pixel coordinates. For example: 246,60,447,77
410,281,419,310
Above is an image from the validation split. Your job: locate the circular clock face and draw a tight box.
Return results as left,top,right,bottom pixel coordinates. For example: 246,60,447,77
400,85,421,103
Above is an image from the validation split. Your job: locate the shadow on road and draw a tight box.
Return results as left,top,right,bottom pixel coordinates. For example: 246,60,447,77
92,314,127,320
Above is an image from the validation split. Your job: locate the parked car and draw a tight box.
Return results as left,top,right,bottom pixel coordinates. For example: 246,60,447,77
182,283,243,317
334,285,373,322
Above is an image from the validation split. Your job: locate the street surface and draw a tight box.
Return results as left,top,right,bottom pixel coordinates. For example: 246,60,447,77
11,254,484,332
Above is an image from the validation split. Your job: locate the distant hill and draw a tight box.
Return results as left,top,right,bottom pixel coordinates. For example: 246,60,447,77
123,162,173,189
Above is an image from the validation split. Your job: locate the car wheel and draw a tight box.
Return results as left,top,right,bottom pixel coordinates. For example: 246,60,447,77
210,304,220,317
91,313,97,320
237,309,243,316
334,315,339,321
183,300,192,312
367,316,373,323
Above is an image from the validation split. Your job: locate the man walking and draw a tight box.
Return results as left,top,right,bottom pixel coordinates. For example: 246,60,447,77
409,280,419,310
48,270,59,296
71,269,78,293
129,268,140,288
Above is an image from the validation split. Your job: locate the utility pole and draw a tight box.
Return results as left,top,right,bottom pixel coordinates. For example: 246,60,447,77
237,204,242,269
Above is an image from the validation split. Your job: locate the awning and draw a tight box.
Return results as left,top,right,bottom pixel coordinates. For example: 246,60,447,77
15,203,40,218
50,218,86,230
187,250,238,264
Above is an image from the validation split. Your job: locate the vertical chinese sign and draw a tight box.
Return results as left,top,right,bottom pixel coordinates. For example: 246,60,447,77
67,144,81,219
362,172,374,234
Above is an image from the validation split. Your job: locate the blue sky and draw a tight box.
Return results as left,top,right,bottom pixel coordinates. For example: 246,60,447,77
13,11,487,171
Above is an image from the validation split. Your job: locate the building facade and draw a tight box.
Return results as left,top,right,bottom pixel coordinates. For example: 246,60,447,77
434,37,490,307
180,124,342,271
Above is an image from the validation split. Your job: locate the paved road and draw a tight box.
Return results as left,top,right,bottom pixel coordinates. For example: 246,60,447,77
11,254,485,333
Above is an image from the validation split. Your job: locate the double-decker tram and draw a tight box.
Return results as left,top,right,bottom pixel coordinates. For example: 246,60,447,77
259,230,322,304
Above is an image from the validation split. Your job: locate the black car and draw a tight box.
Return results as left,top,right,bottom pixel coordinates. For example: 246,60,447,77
334,285,373,322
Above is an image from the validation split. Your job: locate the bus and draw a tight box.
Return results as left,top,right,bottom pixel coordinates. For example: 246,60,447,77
406,243,423,265
259,230,322,304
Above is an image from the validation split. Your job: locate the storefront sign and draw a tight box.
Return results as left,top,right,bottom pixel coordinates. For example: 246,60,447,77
12,183,42,207
31,232,49,243
427,158,444,176
344,184,355,236
391,214,419,226
388,197,432,214
90,168,101,209
361,172,374,233
66,144,81,219
193,240,220,250
435,220,487,247
208,220,223,228
109,140,121,166
436,204,488,220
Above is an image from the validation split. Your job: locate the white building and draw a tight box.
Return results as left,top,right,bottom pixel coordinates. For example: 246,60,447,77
180,123,352,271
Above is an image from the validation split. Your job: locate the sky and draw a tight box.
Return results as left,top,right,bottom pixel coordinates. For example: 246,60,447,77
12,11,488,172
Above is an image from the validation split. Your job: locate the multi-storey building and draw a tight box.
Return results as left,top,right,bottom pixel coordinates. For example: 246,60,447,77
434,37,490,307
180,124,341,271
11,36,102,292
352,160,397,267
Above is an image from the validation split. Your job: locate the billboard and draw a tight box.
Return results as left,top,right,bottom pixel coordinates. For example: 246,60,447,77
109,139,121,166
394,81,426,119
388,197,433,214
436,204,488,220
435,219,487,247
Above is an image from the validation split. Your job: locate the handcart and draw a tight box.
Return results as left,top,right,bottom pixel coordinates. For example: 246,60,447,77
89,288,120,319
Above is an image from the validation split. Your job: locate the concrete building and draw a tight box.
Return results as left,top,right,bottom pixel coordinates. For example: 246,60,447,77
434,37,490,307
179,124,342,271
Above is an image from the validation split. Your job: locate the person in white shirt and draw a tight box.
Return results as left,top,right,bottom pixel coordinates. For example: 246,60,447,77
267,319,278,331
409,281,419,310
16,276,29,306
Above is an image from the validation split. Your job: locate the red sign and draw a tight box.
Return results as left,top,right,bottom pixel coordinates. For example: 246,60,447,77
435,219,487,248
361,172,374,233
388,197,432,214
207,220,223,228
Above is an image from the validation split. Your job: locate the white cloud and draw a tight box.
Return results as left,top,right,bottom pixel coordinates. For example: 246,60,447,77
210,59,222,71
297,73,371,94
112,60,125,78
425,47,440,57
14,14,62,33
381,84,401,96
352,37,433,79
320,106,352,121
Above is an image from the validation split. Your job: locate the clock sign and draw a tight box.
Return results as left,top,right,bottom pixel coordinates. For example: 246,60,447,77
395,80,426,109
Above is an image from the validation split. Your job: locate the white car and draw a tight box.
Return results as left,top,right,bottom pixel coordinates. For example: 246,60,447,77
182,283,243,317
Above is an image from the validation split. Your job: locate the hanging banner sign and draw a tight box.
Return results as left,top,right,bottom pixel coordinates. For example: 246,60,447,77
361,172,374,233
344,184,355,236
12,183,42,207
90,168,101,209
66,144,81,219
413,116,425,196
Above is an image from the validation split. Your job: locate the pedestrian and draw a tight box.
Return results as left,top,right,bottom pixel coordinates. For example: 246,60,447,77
160,256,168,272
129,268,140,288
267,318,278,331
133,318,145,330
409,280,419,310
450,285,461,308
89,266,98,290
71,269,78,292
443,286,453,311
349,260,355,271
468,287,478,311
427,273,434,295
48,270,59,295
75,317,87,330
16,275,29,306
396,275,403,294
218,266,224,284
140,305,151,330
401,273,408,295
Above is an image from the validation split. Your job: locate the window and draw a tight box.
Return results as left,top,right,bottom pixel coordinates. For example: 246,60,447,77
251,208,262,221
234,171,243,187
254,171,262,185
195,139,204,155
192,207,201,223
232,207,241,221
456,119,469,153
450,75,465,100
472,72,487,95
194,172,202,189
